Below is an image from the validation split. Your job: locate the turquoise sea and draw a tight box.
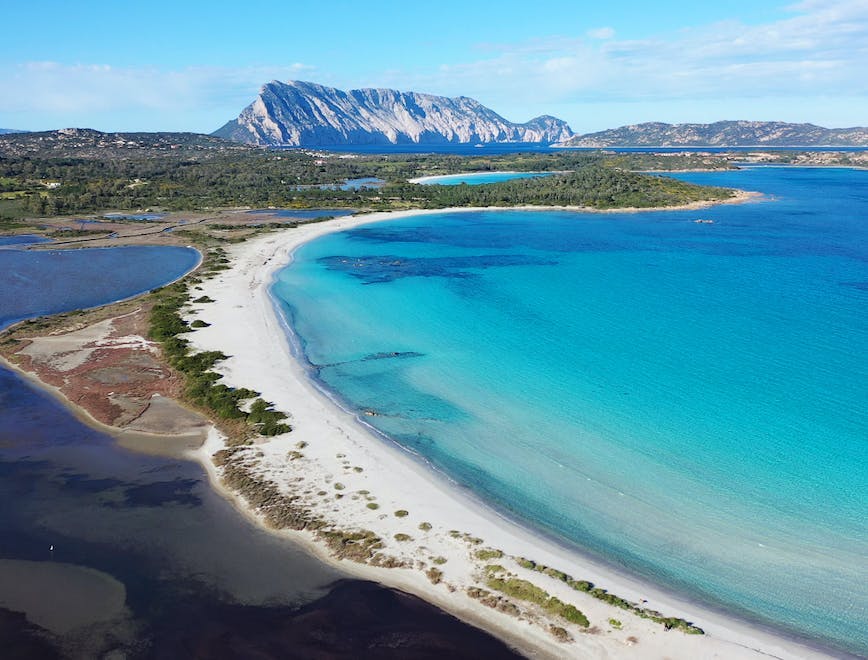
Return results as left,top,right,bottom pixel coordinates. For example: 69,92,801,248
271,167,867,655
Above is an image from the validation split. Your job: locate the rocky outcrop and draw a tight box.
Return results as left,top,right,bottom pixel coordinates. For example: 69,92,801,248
213,80,574,146
557,121,868,147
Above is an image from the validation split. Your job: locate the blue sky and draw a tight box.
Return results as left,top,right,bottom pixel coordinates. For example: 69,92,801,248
1,0,865,133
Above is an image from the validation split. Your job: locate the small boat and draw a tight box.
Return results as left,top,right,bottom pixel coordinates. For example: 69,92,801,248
693,218,715,224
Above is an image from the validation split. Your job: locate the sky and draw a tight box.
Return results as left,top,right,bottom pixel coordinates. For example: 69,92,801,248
0,0,865,134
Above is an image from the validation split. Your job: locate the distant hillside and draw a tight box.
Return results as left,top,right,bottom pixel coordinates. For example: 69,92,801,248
0,128,28,135
558,121,868,147
214,80,574,147
0,128,254,159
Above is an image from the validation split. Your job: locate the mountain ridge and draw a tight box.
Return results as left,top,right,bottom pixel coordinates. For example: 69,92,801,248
213,80,575,147
557,121,868,147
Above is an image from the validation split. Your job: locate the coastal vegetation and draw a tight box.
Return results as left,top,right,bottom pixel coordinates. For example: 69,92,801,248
147,248,291,441
516,557,704,634
480,571,590,628
0,149,737,225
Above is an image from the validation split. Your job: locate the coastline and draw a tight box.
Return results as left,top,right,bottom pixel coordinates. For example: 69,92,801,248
179,204,833,660
0,354,206,458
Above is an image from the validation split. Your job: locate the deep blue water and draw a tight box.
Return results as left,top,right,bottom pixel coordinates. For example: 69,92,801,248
0,245,199,330
272,166,868,655
418,172,555,185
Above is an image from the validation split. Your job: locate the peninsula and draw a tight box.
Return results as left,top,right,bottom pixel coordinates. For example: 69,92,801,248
0,142,848,659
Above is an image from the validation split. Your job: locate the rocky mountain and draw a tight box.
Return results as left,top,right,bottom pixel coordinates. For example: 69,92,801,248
0,128,254,159
557,121,868,147
214,80,574,147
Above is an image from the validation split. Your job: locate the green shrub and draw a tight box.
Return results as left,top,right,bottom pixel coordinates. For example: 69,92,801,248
475,549,504,561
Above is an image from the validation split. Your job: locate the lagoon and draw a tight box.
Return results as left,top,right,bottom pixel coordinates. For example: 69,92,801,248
415,171,555,185
0,245,199,330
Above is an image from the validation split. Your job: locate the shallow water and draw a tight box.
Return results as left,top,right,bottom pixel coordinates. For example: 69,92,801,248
247,208,356,219
418,171,554,185
273,167,868,655
0,245,199,330
0,368,519,658
0,235,52,247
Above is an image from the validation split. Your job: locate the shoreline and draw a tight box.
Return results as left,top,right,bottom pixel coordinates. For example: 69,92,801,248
0,354,205,458
179,204,834,659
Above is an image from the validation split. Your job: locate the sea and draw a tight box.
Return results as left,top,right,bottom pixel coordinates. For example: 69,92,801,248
0,242,519,658
271,166,868,656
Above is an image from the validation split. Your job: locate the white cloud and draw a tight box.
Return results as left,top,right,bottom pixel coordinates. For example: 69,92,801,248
586,27,615,40
0,62,318,130
368,0,868,116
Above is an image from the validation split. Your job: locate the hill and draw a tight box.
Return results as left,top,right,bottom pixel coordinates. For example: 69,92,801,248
0,128,254,159
557,121,868,147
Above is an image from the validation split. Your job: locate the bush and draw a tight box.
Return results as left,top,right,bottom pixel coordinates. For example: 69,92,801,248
475,548,504,561
426,568,443,584
147,272,291,440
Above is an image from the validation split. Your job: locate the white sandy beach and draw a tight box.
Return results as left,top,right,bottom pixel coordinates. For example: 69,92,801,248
183,206,830,660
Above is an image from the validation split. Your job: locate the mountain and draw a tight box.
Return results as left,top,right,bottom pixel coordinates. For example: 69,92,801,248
557,121,868,147
0,128,254,159
0,128,28,135
214,80,574,147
